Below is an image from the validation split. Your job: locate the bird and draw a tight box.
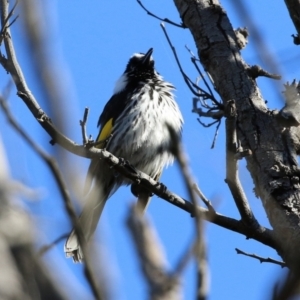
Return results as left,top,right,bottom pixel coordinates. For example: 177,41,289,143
64,48,183,262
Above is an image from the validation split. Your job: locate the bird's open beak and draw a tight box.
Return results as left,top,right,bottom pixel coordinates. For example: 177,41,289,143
142,48,153,65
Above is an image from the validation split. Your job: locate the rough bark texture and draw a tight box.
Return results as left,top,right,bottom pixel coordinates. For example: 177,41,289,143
173,0,300,269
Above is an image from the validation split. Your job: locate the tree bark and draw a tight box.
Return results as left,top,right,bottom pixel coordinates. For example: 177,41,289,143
173,0,300,270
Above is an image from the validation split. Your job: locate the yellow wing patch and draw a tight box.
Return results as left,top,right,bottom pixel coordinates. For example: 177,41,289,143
96,118,113,149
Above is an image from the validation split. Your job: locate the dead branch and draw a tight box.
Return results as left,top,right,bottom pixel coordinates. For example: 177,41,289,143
235,248,286,267
160,23,220,105
80,107,90,145
137,0,185,28
193,184,216,215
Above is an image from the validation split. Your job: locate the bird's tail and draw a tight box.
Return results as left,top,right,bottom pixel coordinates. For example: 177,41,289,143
64,183,108,263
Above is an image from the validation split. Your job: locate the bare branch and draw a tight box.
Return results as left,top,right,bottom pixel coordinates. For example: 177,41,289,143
160,23,217,101
210,119,221,149
196,117,220,128
0,0,18,44
185,45,219,104
193,184,216,215
137,0,185,28
235,248,286,267
192,106,224,119
80,107,90,145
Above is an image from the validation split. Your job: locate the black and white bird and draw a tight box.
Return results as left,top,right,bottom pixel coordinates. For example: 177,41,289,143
65,48,183,262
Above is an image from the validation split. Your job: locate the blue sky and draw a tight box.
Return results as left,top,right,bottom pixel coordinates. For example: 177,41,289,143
0,0,299,299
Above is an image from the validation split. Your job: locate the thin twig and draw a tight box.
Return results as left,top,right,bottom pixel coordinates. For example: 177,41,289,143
80,107,89,145
210,119,221,149
185,45,221,108
160,23,214,99
197,117,219,128
187,53,215,97
0,0,18,41
137,0,185,28
235,248,286,268
192,107,224,119
193,184,216,214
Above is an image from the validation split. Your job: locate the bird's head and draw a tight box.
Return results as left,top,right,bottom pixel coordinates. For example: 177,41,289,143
113,48,158,94
124,48,155,80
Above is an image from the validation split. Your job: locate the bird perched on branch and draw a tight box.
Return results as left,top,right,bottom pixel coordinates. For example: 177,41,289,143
64,48,183,262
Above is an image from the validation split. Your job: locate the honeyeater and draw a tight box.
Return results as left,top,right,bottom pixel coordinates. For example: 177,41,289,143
64,48,183,262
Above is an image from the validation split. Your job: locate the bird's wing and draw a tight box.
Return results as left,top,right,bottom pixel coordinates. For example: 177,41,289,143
97,89,131,129
84,91,129,194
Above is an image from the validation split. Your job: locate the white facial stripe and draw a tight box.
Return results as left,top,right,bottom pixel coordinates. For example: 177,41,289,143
113,73,128,94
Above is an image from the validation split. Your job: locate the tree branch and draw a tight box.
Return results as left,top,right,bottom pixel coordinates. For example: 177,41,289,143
235,248,286,267
137,0,185,28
